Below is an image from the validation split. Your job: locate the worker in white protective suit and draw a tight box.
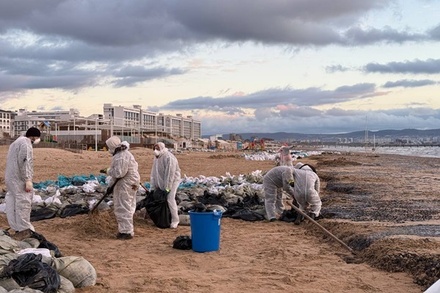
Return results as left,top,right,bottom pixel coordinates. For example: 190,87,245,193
263,166,322,223
121,141,130,150
294,162,317,173
105,136,140,240
263,166,296,222
5,127,41,233
150,142,181,229
275,146,293,167
271,146,295,214
291,167,321,223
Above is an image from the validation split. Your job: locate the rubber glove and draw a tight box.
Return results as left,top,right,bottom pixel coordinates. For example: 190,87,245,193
25,180,33,192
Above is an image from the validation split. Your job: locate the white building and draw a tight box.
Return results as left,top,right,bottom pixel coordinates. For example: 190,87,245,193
103,104,202,145
11,108,81,138
0,109,15,138
9,104,202,148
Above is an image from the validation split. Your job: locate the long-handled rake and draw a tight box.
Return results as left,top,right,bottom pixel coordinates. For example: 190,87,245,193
285,200,355,255
89,178,120,214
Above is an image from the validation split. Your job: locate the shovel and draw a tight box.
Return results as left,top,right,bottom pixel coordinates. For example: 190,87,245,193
89,178,120,214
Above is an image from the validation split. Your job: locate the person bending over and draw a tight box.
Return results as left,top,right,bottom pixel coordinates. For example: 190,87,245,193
263,166,296,221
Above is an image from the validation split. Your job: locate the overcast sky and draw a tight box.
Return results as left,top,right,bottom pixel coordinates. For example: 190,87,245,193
1,0,439,135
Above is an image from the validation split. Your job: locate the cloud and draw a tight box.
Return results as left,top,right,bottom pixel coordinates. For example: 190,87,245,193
0,1,396,47
382,79,437,88
326,65,350,73
162,83,377,112
428,23,440,40
199,107,440,135
158,84,440,134
364,59,440,74
0,0,435,96
343,26,426,45
0,0,439,136
278,105,322,118
111,66,186,87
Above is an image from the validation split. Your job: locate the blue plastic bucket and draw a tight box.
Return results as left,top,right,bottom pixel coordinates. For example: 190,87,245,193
188,210,223,252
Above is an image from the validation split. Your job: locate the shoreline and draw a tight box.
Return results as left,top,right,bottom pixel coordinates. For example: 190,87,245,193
315,145,440,158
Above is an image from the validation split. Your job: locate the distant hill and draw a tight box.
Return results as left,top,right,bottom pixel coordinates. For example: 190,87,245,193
203,128,440,142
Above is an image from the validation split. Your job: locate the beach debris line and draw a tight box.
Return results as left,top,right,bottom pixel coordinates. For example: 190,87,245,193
286,201,355,254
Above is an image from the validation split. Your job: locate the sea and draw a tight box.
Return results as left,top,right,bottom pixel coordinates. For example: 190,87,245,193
317,145,440,158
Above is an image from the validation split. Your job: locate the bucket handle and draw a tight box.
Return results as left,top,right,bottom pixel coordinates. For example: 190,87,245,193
212,209,223,218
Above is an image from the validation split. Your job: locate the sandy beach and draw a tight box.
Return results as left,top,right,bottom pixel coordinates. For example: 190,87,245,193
0,145,438,292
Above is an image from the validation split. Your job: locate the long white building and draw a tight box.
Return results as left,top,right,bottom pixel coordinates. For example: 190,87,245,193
8,104,202,148
103,104,201,142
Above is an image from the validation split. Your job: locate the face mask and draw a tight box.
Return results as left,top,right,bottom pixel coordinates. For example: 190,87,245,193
32,138,41,145
153,150,160,157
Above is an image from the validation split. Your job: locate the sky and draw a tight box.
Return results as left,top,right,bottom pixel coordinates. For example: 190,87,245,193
0,0,440,135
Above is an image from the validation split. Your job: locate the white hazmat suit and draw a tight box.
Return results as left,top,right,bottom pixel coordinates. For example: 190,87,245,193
5,127,41,232
272,147,295,214
263,166,296,221
294,162,315,172
105,136,140,239
276,146,293,167
291,168,322,217
150,142,181,229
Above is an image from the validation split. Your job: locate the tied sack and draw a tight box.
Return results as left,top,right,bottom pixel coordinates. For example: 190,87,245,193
172,236,192,250
0,253,60,293
52,256,97,288
145,189,171,229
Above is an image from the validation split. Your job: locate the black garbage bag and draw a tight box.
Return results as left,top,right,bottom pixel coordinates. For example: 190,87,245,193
172,235,192,250
145,189,171,229
279,209,298,223
30,231,63,258
0,253,61,293
192,202,207,212
30,207,58,222
196,190,228,206
59,203,89,218
231,209,265,221
240,194,263,208
135,189,151,211
136,197,147,211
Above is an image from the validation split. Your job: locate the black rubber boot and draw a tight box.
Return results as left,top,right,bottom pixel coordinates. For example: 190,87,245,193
116,233,133,240
294,215,304,225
